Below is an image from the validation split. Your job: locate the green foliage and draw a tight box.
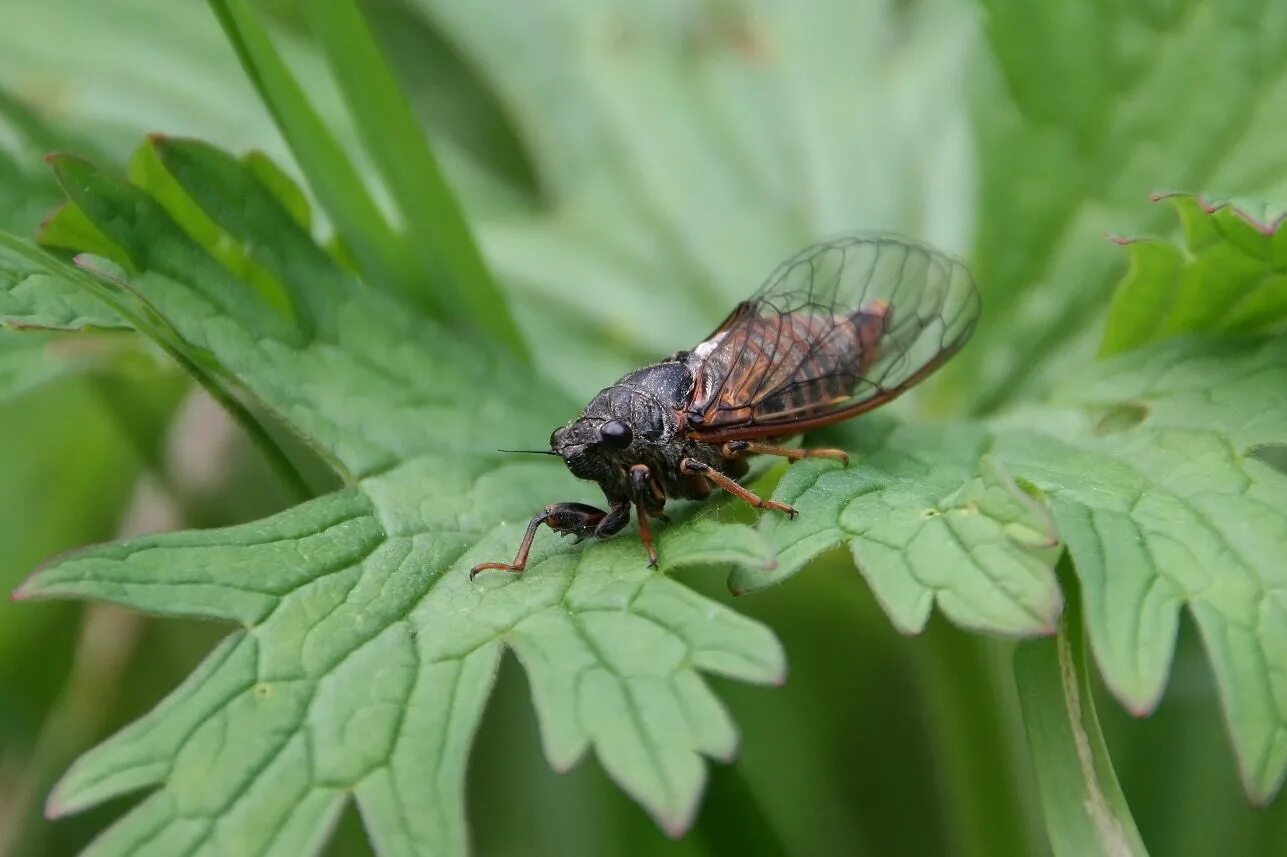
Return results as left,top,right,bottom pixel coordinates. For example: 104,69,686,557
11,140,783,853
301,1,525,354
1103,194,1287,354
1014,565,1148,857
3,1,1287,856
947,0,1287,413
994,336,1287,802
1,243,128,332
723,424,1064,637
408,0,981,396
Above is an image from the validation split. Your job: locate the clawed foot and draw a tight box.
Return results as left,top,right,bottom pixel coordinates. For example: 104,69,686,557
764,500,798,519
469,561,522,580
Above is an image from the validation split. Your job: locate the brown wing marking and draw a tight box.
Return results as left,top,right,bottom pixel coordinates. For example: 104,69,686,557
676,234,980,442
687,301,890,432
686,333,967,443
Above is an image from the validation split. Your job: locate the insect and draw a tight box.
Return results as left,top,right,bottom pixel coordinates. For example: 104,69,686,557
471,234,980,578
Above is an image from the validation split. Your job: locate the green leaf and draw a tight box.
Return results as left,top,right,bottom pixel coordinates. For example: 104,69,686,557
726,423,1063,638
995,337,1287,803
38,201,137,275
16,142,784,852
304,0,528,358
1102,194,1287,355
1014,563,1148,857
946,1,1287,412
242,150,311,230
129,137,299,324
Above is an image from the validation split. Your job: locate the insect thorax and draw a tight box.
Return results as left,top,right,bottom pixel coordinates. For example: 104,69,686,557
582,359,695,443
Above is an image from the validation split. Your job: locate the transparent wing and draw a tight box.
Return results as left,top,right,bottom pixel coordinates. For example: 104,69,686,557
685,234,980,440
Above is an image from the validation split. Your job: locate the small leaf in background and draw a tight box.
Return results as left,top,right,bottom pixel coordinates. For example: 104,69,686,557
1102,194,1287,355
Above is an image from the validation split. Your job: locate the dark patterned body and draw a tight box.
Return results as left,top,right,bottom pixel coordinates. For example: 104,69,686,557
552,358,735,508
471,234,981,576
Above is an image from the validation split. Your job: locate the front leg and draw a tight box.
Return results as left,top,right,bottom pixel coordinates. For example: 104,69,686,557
470,502,607,578
629,463,665,567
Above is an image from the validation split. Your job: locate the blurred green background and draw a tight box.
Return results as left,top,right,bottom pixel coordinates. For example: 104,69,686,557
1,1,1285,855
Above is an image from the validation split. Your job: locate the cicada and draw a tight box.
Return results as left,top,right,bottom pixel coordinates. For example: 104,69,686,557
471,234,981,577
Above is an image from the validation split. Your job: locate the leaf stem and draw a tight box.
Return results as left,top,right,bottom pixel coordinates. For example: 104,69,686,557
1013,561,1148,856
914,621,1043,857
692,761,792,857
206,0,433,318
176,361,315,503
304,0,531,362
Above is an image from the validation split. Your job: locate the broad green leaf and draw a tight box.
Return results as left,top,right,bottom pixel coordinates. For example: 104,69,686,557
726,422,1063,638
1102,194,1287,355
995,337,1287,803
946,0,1287,412
1014,566,1148,857
13,141,784,854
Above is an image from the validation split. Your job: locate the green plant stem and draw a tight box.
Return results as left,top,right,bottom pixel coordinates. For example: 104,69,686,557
0,233,315,501
206,0,432,317
1013,561,1148,857
692,761,792,857
305,0,530,362
915,621,1042,857
0,604,144,857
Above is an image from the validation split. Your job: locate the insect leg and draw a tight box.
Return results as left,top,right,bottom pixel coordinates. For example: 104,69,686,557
594,499,631,538
470,502,607,578
679,458,797,518
721,440,849,465
629,464,663,567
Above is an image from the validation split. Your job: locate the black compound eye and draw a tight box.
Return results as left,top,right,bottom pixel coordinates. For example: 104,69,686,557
598,420,633,449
